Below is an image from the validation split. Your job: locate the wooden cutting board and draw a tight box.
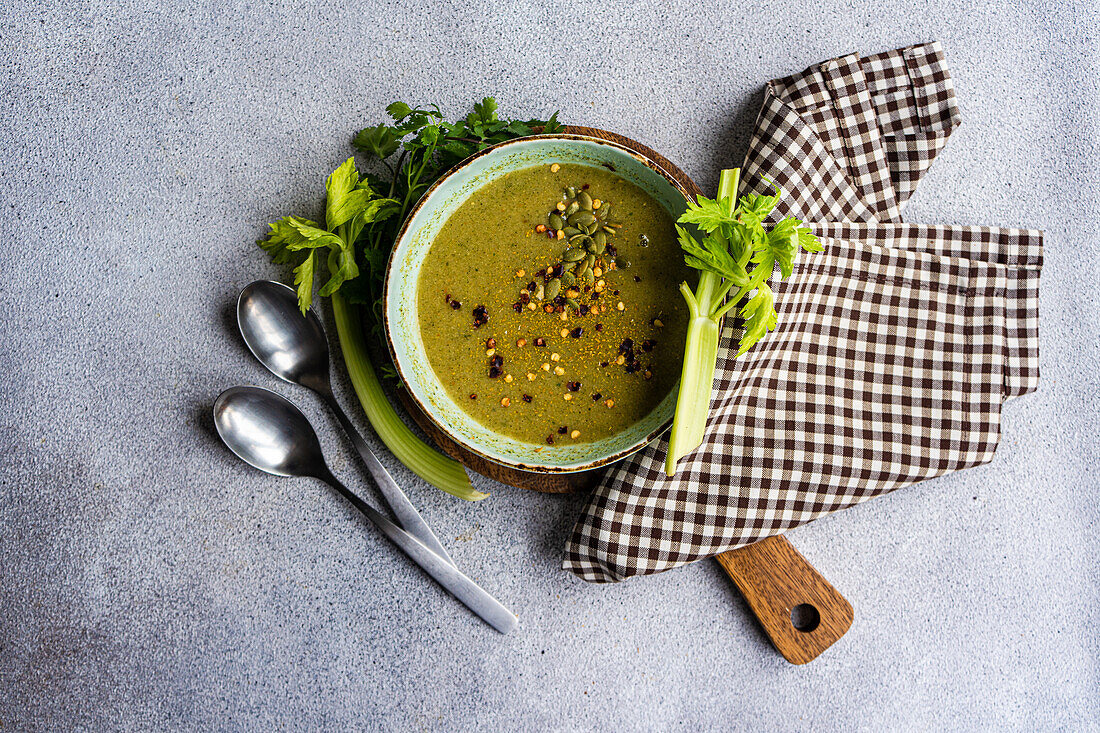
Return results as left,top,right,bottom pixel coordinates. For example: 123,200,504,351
396,126,852,663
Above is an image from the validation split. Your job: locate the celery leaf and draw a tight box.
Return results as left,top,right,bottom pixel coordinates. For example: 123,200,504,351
292,251,316,313
677,225,748,285
738,283,778,355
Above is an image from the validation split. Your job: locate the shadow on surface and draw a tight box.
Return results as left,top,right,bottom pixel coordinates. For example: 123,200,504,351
699,556,778,659
697,88,764,192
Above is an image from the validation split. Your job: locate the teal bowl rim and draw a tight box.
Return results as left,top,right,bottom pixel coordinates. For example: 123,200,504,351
382,133,691,473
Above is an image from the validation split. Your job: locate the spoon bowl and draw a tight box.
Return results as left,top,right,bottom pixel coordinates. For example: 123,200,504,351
237,280,330,392
213,385,325,478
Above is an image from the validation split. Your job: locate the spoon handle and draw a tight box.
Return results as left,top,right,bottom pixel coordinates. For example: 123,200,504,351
321,392,456,567
320,471,518,634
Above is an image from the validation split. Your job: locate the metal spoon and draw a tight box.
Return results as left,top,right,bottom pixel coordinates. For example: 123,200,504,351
236,280,454,565
213,386,518,634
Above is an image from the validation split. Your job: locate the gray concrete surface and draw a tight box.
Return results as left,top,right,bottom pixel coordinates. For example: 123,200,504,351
1,0,1097,730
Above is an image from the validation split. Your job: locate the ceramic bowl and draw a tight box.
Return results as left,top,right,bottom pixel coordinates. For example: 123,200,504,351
383,134,690,472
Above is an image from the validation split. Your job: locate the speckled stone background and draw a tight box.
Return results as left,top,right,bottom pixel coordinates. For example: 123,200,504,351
1,0,1097,729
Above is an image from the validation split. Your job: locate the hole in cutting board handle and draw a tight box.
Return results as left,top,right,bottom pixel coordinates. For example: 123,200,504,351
791,603,821,633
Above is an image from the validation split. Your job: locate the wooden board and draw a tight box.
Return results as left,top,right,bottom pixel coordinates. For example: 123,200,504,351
716,535,854,664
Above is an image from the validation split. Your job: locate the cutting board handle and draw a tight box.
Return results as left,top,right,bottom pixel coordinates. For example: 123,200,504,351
715,535,853,664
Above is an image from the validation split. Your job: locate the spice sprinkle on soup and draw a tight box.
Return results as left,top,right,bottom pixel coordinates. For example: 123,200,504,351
417,162,688,446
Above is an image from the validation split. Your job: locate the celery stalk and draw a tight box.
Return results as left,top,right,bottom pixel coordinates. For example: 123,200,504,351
331,292,487,500
664,168,740,475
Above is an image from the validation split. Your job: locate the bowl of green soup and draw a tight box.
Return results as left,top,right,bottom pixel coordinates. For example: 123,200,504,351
383,133,692,472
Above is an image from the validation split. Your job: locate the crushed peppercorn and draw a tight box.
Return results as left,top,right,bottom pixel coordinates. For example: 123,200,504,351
472,304,488,327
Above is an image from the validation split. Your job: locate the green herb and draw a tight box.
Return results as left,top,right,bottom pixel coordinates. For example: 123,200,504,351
260,157,398,313
348,98,562,333
257,99,561,500
664,168,822,476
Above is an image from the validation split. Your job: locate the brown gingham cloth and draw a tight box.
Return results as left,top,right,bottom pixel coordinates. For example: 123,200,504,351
563,42,1043,583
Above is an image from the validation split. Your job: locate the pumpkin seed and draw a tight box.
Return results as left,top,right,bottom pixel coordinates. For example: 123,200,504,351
577,191,593,210
563,248,585,262
565,200,580,217
598,202,611,220
566,186,576,199
576,265,590,281
572,259,586,274
585,253,596,270
593,230,607,247
566,297,580,311
602,225,617,235
584,222,598,235
581,269,595,285
569,233,586,245
562,271,577,287
546,278,562,300
549,213,564,230
563,226,581,237
568,210,596,228
594,241,606,254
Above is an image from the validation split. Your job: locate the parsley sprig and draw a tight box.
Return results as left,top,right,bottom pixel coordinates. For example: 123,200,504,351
348,98,561,332
260,97,562,322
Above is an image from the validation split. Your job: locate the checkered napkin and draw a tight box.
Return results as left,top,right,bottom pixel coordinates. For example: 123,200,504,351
563,42,1043,583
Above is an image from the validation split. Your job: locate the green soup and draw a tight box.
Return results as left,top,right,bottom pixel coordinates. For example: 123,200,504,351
416,162,688,446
